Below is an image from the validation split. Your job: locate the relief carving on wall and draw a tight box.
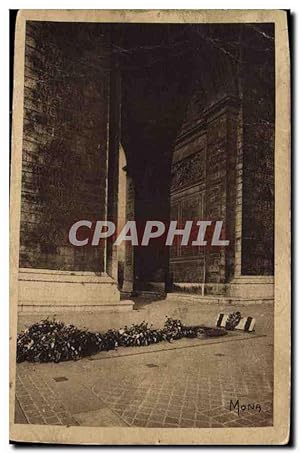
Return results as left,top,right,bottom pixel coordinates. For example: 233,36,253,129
171,149,205,192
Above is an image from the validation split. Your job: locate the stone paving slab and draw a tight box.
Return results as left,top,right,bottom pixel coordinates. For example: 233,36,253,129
15,366,79,426
88,335,273,428
87,331,265,362
73,408,129,427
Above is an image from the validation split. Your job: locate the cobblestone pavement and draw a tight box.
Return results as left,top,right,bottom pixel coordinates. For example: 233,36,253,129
14,301,273,428
15,367,79,426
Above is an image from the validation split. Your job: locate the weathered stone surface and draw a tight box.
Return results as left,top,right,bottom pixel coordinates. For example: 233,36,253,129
20,22,111,272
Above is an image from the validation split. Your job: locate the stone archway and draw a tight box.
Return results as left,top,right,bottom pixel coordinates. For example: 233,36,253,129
17,22,274,312
115,23,274,299
115,24,241,295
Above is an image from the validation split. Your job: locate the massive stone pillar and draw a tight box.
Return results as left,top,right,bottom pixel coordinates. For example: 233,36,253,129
18,22,132,312
121,170,135,294
226,24,275,300
169,24,274,301
170,97,240,295
106,57,121,284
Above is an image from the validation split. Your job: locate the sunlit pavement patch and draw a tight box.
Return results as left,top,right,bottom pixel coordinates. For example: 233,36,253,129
88,331,266,361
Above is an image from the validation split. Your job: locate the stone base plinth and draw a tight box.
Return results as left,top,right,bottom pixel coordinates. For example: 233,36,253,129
18,268,134,313
166,292,273,305
226,276,274,299
122,280,134,293
173,282,226,295
171,276,274,302
169,275,274,304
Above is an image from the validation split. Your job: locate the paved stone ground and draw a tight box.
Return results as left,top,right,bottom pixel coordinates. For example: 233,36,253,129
15,299,273,428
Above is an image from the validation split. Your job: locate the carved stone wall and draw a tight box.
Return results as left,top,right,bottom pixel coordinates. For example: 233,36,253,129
171,150,206,192
205,113,227,284
241,24,275,275
170,99,240,288
169,25,274,286
170,126,206,284
20,22,111,272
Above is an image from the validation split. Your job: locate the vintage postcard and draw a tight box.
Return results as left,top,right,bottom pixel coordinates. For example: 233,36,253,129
10,9,290,445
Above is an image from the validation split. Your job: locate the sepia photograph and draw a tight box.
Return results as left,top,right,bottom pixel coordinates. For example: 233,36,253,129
9,9,290,445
